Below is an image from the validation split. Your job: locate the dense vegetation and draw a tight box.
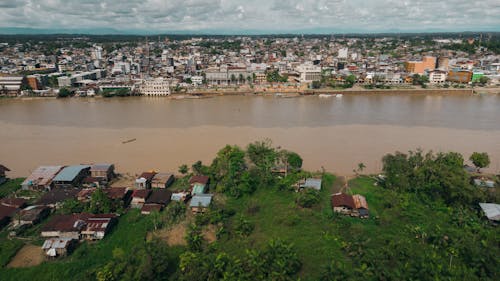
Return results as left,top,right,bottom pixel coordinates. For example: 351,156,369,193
0,144,498,280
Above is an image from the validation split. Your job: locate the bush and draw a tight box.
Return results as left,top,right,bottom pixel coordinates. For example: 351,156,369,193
234,216,254,237
296,188,321,208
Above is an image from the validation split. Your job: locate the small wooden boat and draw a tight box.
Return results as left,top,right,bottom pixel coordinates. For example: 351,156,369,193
122,138,136,144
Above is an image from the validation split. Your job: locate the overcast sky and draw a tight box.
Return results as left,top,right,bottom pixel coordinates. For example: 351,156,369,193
0,0,499,33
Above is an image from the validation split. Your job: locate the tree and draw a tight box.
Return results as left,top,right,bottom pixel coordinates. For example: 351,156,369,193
478,76,489,86
178,164,189,175
469,152,490,172
345,74,356,87
311,80,321,89
87,188,113,214
58,87,71,98
191,161,203,176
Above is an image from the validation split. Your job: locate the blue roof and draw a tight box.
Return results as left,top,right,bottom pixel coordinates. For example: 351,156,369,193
303,178,322,190
53,165,90,182
189,194,213,208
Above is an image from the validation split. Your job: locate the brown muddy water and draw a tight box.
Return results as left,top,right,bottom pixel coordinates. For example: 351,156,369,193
1,94,499,177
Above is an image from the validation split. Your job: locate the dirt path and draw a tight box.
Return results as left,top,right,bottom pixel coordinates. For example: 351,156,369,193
7,244,44,268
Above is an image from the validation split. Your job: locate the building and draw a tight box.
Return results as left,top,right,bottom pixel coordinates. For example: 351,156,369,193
331,193,369,218
479,203,500,223
41,213,117,240
26,75,42,90
37,188,80,208
437,57,449,71
296,63,322,83
17,205,51,225
191,75,203,86
189,175,210,195
151,173,175,189
428,70,447,84
337,48,348,59
52,165,91,188
447,70,472,84
0,75,27,95
471,71,485,83
139,78,171,96
57,70,106,87
404,56,436,74
89,164,115,183
42,238,77,258
135,172,156,189
298,178,322,191
131,189,152,209
22,166,64,190
0,165,10,185
189,194,213,213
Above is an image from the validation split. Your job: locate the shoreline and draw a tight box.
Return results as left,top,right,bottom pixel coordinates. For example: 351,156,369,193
3,87,499,100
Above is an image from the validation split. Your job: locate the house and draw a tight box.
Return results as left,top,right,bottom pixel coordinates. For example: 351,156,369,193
41,214,89,240
151,173,175,189
131,189,151,208
22,165,64,190
135,172,156,189
37,188,80,208
42,238,77,258
52,165,91,188
103,187,132,208
89,164,115,182
1,197,27,209
479,203,500,223
17,205,51,225
189,194,213,213
0,204,18,228
189,175,210,195
298,178,322,191
331,193,369,218
146,189,172,206
141,204,163,215
41,213,117,240
80,214,117,240
171,191,190,202
77,188,96,202
0,164,10,185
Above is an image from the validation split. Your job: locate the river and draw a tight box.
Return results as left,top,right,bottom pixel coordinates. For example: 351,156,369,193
1,94,499,177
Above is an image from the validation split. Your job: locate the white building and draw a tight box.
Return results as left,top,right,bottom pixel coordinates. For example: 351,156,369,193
296,63,322,83
139,78,171,96
191,76,203,86
429,70,447,84
338,48,348,59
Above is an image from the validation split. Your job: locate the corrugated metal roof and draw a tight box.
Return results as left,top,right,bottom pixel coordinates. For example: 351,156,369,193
190,194,213,208
22,166,64,187
42,238,73,250
53,165,90,182
303,178,322,190
479,203,500,221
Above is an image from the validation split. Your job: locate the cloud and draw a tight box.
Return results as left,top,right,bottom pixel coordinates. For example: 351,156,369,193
0,0,498,33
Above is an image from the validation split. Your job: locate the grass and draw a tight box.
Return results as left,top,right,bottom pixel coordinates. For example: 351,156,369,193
220,173,342,280
0,178,24,199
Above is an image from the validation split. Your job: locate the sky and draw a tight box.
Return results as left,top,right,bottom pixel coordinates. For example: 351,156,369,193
0,0,499,34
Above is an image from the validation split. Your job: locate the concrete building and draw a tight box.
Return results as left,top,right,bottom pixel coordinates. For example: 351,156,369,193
437,57,450,71
57,70,106,87
447,70,472,84
296,63,322,82
0,76,27,95
139,78,171,96
429,70,447,84
338,48,348,59
404,56,436,74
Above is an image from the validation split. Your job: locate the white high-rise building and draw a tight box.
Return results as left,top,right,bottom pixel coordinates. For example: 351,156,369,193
139,78,171,96
296,63,322,83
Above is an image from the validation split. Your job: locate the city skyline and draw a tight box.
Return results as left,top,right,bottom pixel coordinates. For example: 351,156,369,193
0,0,499,35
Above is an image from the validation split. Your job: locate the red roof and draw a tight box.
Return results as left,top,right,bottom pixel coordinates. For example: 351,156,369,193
132,189,151,199
138,172,156,181
42,213,116,232
331,193,355,209
1,198,27,208
189,175,209,185
104,187,128,200
0,204,18,220
141,204,162,213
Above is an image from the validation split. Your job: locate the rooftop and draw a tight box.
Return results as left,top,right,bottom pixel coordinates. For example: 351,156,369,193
53,165,91,182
